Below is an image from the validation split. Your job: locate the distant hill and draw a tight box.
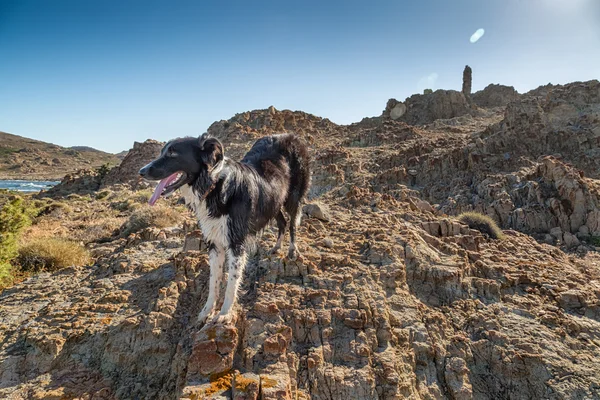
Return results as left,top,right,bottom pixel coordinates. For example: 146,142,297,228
69,146,103,152
115,150,129,160
0,131,121,180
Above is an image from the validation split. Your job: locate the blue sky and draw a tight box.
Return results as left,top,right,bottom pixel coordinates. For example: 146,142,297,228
1,0,598,153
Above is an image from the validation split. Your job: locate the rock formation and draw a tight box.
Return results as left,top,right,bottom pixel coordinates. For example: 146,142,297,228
102,139,164,189
2,80,600,399
472,84,520,108
462,65,472,98
382,99,407,121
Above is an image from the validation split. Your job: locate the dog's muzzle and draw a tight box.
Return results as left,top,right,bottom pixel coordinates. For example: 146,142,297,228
139,163,151,178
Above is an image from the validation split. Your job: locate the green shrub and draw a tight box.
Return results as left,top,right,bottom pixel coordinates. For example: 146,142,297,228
0,147,18,157
96,163,112,182
458,212,504,240
120,205,182,236
110,199,136,212
0,197,34,263
96,190,111,200
18,238,90,272
0,261,15,289
423,88,433,95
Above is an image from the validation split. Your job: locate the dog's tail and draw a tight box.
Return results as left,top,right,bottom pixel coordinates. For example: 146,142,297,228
280,133,311,211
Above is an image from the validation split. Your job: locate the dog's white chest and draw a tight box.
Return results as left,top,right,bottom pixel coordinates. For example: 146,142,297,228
180,185,229,247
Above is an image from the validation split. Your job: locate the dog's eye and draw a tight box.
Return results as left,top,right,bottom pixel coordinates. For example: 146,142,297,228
167,149,177,157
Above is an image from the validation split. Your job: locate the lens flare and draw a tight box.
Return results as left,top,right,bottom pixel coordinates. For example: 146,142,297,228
470,28,485,43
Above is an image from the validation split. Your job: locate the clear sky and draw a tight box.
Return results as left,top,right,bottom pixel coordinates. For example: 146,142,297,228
1,0,598,153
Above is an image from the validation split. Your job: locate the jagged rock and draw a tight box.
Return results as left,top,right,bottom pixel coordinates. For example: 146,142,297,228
563,232,580,248
43,168,100,196
232,372,260,400
462,65,472,98
2,79,600,400
303,202,331,221
183,230,206,252
383,99,407,120
402,90,472,125
472,84,520,108
102,139,164,189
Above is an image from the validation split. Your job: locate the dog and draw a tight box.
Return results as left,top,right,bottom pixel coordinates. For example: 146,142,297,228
139,133,310,324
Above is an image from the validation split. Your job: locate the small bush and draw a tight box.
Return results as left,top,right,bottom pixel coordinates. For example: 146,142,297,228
423,88,433,95
96,190,111,200
79,218,123,243
120,205,182,236
0,197,34,263
0,147,18,157
110,198,138,211
40,201,73,216
0,261,15,289
18,238,90,272
96,163,112,182
132,190,153,204
590,236,600,247
458,212,504,240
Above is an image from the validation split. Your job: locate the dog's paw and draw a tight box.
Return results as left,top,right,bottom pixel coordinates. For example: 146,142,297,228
212,312,235,326
287,249,302,261
269,245,281,255
197,308,214,326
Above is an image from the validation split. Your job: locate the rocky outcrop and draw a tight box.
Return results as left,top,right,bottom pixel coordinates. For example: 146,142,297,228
484,80,600,178
44,139,164,196
399,90,472,126
3,79,600,399
462,65,472,98
438,157,600,243
102,139,164,189
2,195,600,399
206,106,344,159
472,84,520,108
43,168,102,197
382,99,407,121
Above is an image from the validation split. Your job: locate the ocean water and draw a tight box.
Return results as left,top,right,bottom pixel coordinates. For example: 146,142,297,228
0,180,60,192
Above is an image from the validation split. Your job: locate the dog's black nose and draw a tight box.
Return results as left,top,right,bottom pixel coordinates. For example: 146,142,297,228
139,164,150,177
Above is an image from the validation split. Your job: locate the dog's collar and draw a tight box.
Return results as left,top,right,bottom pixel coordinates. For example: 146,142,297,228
199,180,217,202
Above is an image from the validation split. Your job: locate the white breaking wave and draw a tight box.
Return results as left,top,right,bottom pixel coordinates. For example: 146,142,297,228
0,180,60,192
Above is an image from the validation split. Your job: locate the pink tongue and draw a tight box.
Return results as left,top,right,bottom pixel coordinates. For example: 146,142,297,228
148,173,179,206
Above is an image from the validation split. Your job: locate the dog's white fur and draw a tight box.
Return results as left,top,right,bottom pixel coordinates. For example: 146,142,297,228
180,183,241,323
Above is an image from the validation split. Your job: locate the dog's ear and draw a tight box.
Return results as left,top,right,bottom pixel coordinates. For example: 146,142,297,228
197,135,224,166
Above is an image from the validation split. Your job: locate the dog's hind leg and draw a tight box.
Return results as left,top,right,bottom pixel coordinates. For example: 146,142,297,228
287,205,302,260
214,247,247,324
197,244,225,325
270,211,287,254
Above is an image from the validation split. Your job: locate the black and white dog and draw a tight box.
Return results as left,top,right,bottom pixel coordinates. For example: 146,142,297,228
139,133,310,324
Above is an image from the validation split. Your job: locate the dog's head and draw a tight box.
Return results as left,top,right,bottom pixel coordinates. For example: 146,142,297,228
139,134,224,205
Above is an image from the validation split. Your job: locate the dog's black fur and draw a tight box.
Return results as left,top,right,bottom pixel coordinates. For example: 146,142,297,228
140,133,310,323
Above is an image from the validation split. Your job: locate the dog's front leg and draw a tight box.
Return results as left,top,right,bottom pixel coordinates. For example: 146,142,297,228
197,244,225,325
214,247,247,324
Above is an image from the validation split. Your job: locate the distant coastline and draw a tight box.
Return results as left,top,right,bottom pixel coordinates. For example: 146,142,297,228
0,179,60,192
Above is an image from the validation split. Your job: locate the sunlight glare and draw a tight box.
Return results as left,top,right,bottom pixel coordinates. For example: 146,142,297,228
470,28,485,43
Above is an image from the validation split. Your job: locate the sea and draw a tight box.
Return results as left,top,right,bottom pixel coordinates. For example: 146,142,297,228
0,180,60,192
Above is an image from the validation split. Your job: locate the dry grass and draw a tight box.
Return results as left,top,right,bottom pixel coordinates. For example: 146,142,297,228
40,201,73,216
120,205,182,236
73,217,124,243
458,212,504,240
18,238,90,272
95,190,112,200
131,189,154,204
